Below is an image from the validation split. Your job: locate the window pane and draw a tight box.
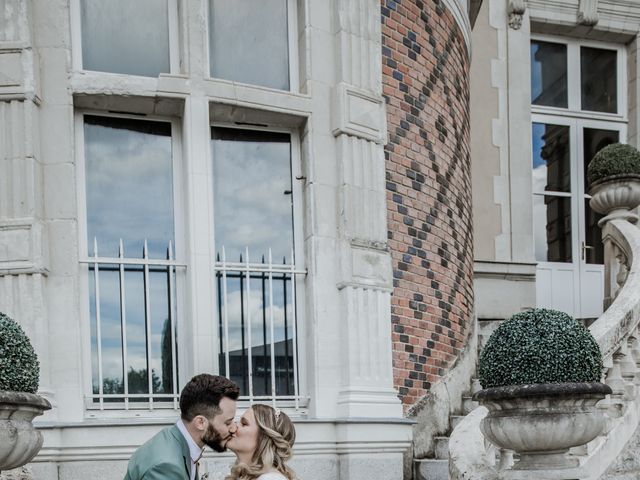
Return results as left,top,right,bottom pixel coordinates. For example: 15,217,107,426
90,265,177,401
581,47,617,113
90,266,124,397
212,128,294,262
217,272,295,397
531,41,568,108
532,123,571,193
584,199,604,265
534,195,572,263
583,128,619,191
209,0,290,90
80,0,170,77
84,116,174,259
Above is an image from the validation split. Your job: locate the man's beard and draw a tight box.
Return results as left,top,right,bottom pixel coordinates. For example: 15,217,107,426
203,423,228,453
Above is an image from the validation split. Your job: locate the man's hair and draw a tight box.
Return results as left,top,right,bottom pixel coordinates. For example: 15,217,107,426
180,374,240,421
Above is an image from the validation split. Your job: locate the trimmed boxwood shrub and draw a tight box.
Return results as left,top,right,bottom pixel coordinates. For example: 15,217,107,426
478,309,603,389
587,143,640,186
0,312,39,393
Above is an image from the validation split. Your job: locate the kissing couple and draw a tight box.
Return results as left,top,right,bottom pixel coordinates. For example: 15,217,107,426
124,374,296,480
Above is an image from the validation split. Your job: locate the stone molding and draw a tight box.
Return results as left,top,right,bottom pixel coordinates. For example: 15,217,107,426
0,220,49,275
441,0,473,57
528,0,640,34
578,0,599,25
332,83,386,144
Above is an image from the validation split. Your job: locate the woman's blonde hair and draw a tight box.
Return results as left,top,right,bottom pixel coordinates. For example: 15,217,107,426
225,404,297,480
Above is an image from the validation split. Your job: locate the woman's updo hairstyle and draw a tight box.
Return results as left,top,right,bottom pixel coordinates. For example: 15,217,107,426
225,404,297,480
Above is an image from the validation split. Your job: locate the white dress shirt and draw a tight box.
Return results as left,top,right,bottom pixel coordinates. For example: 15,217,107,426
176,419,205,480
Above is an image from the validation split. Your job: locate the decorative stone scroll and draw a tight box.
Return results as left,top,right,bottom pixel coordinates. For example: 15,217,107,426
508,0,527,29
578,0,599,26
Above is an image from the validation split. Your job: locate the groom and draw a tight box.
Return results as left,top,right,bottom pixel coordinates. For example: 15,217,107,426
124,374,240,480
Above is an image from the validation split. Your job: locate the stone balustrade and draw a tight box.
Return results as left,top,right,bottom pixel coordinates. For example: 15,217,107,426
450,217,640,480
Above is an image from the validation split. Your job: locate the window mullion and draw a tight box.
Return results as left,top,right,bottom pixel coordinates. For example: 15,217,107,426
567,42,581,112
183,96,219,375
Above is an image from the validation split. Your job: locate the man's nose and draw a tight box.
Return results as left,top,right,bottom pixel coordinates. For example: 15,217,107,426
229,422,238,434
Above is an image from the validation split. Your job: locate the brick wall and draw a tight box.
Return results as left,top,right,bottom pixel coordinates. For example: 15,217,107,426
381,0,474,407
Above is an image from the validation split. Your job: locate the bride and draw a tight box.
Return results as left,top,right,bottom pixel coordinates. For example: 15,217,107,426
225,404,297,480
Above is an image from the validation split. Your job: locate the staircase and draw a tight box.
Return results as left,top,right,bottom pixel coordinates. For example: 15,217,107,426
414,379,482,479
447,217,640,480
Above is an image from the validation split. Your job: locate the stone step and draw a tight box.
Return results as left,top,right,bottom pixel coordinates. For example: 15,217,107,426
434,436,450,459
415,459,448,480
462,395,479,414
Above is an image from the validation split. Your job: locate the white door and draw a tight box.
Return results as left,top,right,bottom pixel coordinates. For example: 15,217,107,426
532,116,624,318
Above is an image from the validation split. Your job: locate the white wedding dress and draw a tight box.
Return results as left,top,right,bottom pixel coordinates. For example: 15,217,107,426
256,473,287,480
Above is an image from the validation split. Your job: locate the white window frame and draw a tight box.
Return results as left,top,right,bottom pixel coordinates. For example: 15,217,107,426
70,0,180,75
75,110,187,416
204,0,300,93
530,34,627,122
208,122,308,409
530,34,628,318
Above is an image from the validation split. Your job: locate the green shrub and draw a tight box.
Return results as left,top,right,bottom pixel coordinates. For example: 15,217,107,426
478,309,602,389
587,143,640,186
0,312,39,393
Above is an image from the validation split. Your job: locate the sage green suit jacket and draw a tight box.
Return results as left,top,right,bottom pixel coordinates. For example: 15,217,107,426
124,425,193,480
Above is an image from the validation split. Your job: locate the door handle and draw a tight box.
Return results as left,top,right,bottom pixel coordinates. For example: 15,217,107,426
581,242,594,261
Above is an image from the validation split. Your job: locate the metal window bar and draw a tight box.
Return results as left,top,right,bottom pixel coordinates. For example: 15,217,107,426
81,238,184,410
118,239,129,410
215,247,305,408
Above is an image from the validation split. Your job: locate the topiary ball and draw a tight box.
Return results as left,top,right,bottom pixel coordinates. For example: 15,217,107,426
0,312,40,393
587,143,640,186
478,309,603,389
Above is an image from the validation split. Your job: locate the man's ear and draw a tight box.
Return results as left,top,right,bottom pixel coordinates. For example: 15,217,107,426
192,415,207,432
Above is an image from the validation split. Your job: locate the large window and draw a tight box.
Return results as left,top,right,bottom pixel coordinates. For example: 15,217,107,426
208,0,293,90
79,116,304,409
212,128,302,403
81,115,180,409
530,36,626,318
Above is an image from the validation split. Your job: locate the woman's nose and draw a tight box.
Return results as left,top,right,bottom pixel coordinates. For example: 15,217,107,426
229,422,238,434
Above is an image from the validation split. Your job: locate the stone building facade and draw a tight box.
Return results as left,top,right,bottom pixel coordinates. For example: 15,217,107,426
0,1,473,479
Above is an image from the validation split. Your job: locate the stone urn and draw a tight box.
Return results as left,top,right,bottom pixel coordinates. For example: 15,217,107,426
0,391,51,472
473,382,611,470
589,174,640,226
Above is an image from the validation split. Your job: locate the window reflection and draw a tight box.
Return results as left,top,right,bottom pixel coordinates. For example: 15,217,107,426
84,116,174,259
531,41,568,108
581,47,617,113
80,0,170,77
212,128,294,262
209,0,290,90
583,128,619,191
90,265,177,400
534,195,572,263
532,123,571,193
217,274,295,397
583,128,618,265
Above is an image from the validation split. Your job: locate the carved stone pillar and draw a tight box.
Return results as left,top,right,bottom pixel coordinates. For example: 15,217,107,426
332,0,402,418
0,0,51,401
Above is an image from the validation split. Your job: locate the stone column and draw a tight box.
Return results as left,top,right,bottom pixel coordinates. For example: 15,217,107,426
332,0,402,419
0,0,52,402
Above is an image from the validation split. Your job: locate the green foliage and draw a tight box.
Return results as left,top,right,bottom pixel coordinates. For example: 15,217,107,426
478,309,603,389
0,312,39,393
587,143,640,185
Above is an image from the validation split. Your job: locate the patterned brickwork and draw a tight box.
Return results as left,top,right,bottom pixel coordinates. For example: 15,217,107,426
381,0,474,407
